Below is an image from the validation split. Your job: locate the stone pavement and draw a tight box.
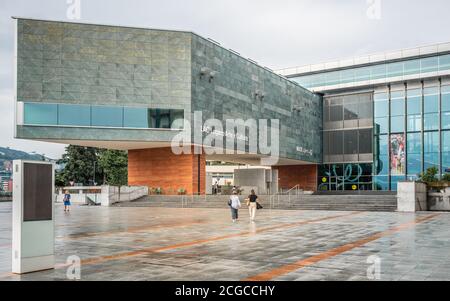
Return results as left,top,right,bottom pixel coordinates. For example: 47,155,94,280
0,202,449,281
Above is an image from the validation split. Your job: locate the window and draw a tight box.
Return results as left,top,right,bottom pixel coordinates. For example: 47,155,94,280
424,131,440,170
371,64,386,80
421,57,439,73
407,132,422,176
374,135,389,176
91,106,123,128
442,86,450,129
375,117,388,134
329,131,343,156
58,104,90,126
391,116,405,133
424,87,439,131
22,102,184,130
359,129,372,154
443,131,450,174
404,59,421,76
24,103,57,125
344,130,358,155
387,62,403,77
374,99,389,118
439,54,450,71
344,95,359,120
354,66,371,82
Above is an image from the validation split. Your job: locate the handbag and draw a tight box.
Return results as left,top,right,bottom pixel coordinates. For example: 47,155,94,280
256,202,263,210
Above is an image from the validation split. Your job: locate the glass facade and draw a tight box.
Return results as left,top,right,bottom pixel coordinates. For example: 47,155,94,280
323,93,373,163
292,54,450,89
23,102,185,130
321,82,450,191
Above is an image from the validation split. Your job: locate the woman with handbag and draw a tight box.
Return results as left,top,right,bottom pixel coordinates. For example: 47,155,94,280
228,190,241,223
247,189,259,222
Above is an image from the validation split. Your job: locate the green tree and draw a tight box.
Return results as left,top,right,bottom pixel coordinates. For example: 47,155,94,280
98,149,128,188
418,167,439,184
57,145,102,186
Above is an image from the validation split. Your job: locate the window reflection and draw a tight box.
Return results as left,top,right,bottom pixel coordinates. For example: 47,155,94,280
23,102,184,130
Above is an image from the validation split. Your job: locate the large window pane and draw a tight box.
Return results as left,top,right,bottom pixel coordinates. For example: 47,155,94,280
391,115,405,133
407,132,422,176
58,104,91,126
344,95,359,120
442,131,450,174
421,57,439,73
443,112,450,129
371,64,386,80
358,94,373,119
374,155,389,176
424,94,439,114
325,71,340,86
374,134,389,156
340,69,354,84
354,66,371,82
374,100,388,117
358,129,372,154
442,88,450,112
91,106,123,127
375,117,388,134
387,62,403,77
373,176,389,191
424,113,439,131
407,115,422,132
344,130,358,155
24,103,57,125
123,107,150,128
424,131,440,153
439,54,450,71
391,99,405,116
329,131,343,155
404,59,421,76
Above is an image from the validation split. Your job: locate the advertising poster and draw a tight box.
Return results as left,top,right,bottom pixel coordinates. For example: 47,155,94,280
390,134,406,175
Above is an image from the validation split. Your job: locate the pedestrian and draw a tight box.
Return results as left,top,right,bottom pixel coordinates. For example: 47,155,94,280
228,190,241,223
247,189,259,222
63,190,71,212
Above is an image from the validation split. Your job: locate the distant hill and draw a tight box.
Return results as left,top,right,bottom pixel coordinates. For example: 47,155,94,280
0,147,51,164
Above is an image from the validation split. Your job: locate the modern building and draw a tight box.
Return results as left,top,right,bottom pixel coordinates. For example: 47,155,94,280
13,18,322,195
13,17,450,194
279,43,450,191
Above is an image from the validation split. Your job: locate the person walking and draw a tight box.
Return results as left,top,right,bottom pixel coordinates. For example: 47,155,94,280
63,190,71,212
247,189,259,222
228,191,241,223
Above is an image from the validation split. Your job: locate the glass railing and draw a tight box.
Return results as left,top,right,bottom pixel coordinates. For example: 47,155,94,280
23,102,185,130
292,54,450,89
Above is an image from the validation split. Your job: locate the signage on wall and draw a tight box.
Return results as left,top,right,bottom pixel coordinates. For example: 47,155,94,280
352,185,357,191
296,146,313,156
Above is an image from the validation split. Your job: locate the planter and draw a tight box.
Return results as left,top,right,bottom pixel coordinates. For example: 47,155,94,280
397,181,427,212
428,187,450,211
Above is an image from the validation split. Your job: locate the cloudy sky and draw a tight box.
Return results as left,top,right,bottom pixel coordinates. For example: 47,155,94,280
0,0,449,158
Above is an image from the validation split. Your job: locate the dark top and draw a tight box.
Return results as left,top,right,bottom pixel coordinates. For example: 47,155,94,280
248,194,258,203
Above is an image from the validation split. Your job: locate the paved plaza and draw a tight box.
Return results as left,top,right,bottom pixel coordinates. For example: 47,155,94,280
0,201,449,281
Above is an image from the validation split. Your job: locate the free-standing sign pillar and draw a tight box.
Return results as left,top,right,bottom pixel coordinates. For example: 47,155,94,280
12,160,55,274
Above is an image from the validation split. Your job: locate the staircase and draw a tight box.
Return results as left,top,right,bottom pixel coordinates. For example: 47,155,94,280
114,193,398,212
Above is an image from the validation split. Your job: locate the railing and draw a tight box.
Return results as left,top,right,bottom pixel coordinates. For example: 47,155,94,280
181,194,207,208
269,184,303,209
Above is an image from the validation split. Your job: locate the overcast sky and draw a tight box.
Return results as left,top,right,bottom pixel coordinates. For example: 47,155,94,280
1,0,449,159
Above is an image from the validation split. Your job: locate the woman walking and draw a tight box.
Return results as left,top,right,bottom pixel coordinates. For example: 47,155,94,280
247,189,259,222
228,190,241,223
63,190,71,212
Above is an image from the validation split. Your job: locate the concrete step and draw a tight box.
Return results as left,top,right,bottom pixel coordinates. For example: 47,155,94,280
114,195,398,212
